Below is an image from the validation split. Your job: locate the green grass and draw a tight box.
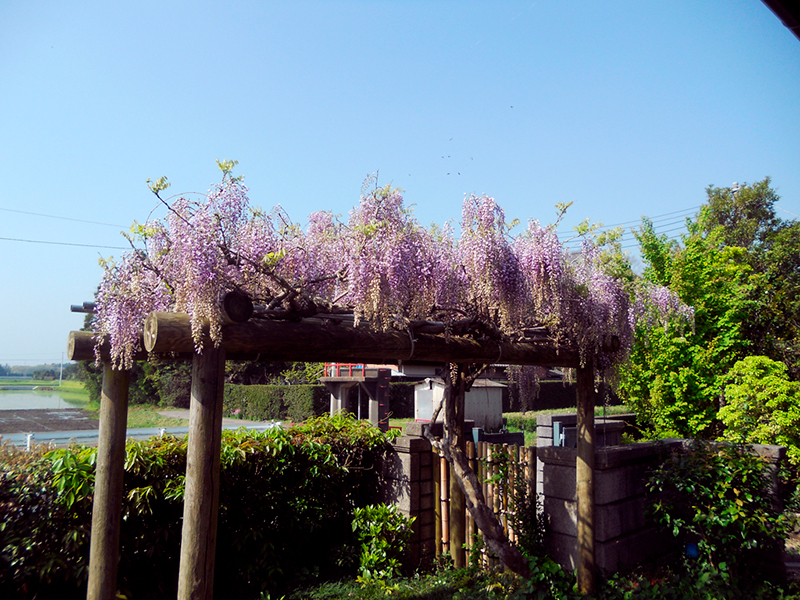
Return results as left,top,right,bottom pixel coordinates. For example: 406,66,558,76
83,401,190,428
388,417,414,431
125,406,188,428
46,380,90,404
286,567,537,600
505,405,634,446
0,377,71,387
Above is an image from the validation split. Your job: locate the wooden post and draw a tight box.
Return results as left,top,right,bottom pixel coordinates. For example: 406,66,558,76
466,441,477,552
576,364,596,595
87,363,130,600
177,345,226,600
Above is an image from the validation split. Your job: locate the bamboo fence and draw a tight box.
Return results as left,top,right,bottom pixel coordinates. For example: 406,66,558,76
432,441,537,567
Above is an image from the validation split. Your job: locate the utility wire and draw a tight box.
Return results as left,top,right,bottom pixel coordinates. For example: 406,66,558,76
0,207,127,228
0,236,128,250
597,205,701,229
556,205,700,237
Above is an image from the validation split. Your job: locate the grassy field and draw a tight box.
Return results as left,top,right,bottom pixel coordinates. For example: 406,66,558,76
82,401,190,429
125,406,188,428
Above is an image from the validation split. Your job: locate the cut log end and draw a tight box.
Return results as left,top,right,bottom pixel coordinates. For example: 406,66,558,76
222,291,254,323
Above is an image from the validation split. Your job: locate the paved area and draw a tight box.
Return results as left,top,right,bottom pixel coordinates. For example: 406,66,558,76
157,409,269,427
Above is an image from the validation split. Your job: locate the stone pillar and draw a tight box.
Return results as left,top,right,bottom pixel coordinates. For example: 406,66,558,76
380,434,437,568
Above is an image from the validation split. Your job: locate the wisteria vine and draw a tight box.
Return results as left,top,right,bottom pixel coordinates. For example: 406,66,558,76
93,165,692,371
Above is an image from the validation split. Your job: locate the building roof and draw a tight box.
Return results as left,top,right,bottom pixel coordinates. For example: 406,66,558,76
762,0,800,41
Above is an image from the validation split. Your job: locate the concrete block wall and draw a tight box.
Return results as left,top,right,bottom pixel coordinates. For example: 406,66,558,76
539,439,684,574
380,434,436,567
384,425,790,578
536,413,628,505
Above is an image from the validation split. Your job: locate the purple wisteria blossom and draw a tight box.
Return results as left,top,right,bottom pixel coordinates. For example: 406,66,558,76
93,170,692,371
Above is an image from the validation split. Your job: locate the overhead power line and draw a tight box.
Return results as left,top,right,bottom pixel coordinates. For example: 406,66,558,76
0,236,128,250
0,207,127,228
556,205,700,238
600,205,701,229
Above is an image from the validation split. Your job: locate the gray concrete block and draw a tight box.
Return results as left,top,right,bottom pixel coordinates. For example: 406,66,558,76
547,531,578,571
544,497,577,536
542,463,576,499
594,465,648,504
595,496,648,542
420,465,433,482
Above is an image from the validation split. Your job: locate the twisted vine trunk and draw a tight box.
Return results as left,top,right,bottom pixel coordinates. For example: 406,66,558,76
432,363,531,579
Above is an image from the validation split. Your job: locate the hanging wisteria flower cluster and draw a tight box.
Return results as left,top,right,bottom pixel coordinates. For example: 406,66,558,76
93,165,692,370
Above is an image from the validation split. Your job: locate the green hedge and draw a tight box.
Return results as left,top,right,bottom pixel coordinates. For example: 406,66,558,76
225,382,416,422
0,414,398,600
223,383,329,422
387,382,414,419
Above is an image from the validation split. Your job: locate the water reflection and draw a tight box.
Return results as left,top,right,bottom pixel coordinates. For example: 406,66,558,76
0,392,83,410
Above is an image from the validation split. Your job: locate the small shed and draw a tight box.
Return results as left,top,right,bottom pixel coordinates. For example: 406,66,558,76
414,378,505,431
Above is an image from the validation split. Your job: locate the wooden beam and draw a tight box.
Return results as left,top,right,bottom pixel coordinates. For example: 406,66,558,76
576,364,596,595
68,331,149,363
68,330,259,363
143,312,582,367
177,346,226,600
86,364,130,600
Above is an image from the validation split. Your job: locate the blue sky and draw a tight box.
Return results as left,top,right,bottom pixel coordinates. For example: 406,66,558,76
1,1,798,366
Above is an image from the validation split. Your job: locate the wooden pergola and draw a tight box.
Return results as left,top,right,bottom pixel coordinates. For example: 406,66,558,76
68,304,600,599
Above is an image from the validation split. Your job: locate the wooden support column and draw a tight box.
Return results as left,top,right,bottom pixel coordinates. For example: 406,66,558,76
177,345,226,600
576,364,595,595
87,363,130,600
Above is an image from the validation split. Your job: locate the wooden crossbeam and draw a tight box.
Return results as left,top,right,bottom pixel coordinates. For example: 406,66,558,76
142,311,583,368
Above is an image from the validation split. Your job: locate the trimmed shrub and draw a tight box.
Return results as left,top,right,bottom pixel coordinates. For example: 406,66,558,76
225,382,414,422
0,414,398,600
223,383,328,422
0,444,92,600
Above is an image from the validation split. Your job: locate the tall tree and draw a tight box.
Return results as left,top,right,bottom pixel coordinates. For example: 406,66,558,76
745,220,800,379
621,178,799,438
702,178,781,249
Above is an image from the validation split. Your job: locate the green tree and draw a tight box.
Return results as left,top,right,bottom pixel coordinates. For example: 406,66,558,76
620,219,753,438
745,220,800,379
703,178,800,378
702,178,781,249
718,356,800,465
621,178,799,438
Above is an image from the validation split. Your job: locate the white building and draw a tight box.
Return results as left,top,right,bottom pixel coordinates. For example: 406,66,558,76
414,378,505,431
